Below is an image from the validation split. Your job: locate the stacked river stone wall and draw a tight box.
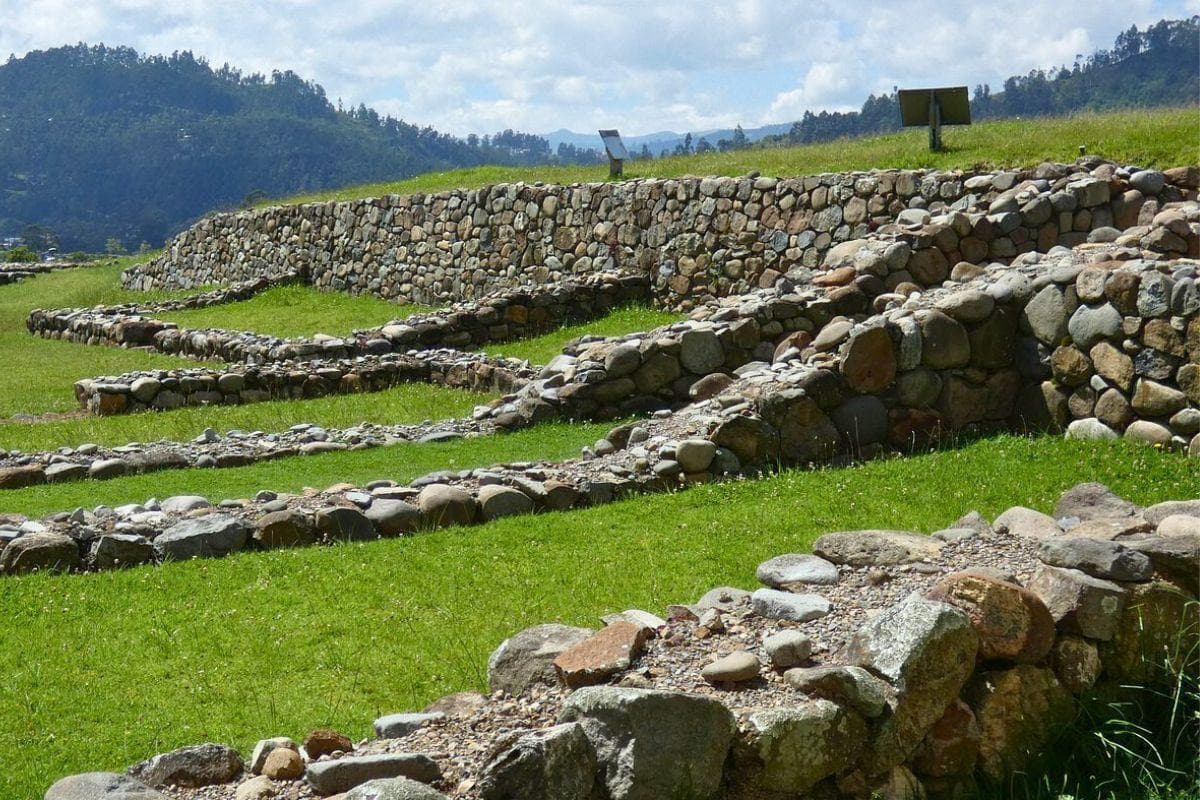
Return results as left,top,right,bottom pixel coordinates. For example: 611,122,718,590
122,162,1199,306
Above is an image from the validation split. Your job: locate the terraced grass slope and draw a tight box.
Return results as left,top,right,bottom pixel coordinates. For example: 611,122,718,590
0,437,1194,798
270,108,1198,207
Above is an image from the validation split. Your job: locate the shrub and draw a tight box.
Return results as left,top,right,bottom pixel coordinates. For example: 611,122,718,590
4,246,37,263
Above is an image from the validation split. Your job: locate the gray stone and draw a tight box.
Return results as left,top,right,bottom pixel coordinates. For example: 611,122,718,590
695,586,751,612
127,743,243,788
700,650,761,683
845,597,978,774
1129,170,1165,195
488,624,594,695
679,329,725,374
994,506,1061,539
1067,303,1122,348
1144,500,1200,526
374,712,445,739
559,686,734,800
763,630,813,668
417,484,477,527
782,665,893,717
478,722,596,800
248,737,297,775
253,510,317,549
1053,482,1141,522
1027,565,1126,640
364,499,421,536
755,553,839,587
477,485,535,520
159,495,213,514
1038,537,1153,582
1020,285,1069,345
1,532,80,574
344,778,450,800
89,534,155,570
306,754,440,795
674,439,717,473
44,773,168,800
829,395,888,446
45,462,88,483
315,506,377,541
88,458,129,479
750,589,831,622
740,701,868,793
1066,418,1118,441
812,530,940,566
153,515,249,561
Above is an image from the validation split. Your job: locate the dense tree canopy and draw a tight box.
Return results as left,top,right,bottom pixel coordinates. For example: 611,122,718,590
0,45,594,250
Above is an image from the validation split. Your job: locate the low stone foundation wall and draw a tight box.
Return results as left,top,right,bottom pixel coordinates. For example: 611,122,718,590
28,272,650,364
121,161,1199,306
72,349,530,416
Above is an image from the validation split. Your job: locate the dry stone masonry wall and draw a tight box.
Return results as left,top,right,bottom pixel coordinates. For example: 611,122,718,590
41,483,1199,800
123,162,1199,307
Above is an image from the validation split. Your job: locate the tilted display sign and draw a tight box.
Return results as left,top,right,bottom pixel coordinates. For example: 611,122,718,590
898,86,971,151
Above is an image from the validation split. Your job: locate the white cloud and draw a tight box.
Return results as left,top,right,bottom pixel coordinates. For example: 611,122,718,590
0,0,1194,135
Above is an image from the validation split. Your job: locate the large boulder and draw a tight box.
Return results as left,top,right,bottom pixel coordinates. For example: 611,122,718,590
813,530,940,566
314,506,377,541
844,597,978,775
127,743,244,788
736,700,868,794
364,499,422,536
417,484,477,527
1,532,80,574
1027,565,1125,641
488,624,594,696
925,571,1055,663
153,515,249,561
909,699,981,778
1053,482,1141,522
964,665,1074,781
1124,534,1200,594
1099,581,1199,683
1037,537,1153,582
44,773,168,800
993,506,1061,539
253,510,317,549
478,722,596,800
306,754,440,795
558,686,734,800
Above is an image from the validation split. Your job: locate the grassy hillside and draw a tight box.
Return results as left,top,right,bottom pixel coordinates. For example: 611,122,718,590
270,107,1199,206
0,436,1194,799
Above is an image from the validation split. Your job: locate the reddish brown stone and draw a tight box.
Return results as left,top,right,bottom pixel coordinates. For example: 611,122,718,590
813,266,856,287
926,571,1055,663
554,621,650,688
840,326,896,393
303,728,353,759
911,699,981,778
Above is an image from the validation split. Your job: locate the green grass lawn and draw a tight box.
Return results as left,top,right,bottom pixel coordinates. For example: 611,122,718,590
481,305,684,364
0,262,203,418
0,421,612,517
270,108,1199,207
156,284,432,339
0,436,1194,798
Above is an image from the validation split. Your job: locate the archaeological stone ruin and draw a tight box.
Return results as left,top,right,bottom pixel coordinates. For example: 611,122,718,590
10,157,1199,799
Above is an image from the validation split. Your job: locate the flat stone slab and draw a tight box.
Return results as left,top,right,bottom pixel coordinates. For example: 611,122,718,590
750,589,831,622
812,530,940,566
306,753,441,795
755,554,839,587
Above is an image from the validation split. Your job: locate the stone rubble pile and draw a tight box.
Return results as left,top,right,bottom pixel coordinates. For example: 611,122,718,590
122,161,1197,307
42,483,1199,799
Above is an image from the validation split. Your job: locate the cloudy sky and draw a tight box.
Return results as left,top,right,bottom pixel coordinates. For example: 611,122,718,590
2,0,1196,136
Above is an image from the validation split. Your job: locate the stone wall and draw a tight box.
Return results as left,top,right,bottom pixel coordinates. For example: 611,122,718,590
36,482,1200,800
29,272,649,364
72,349,530,416
121,162,1199,306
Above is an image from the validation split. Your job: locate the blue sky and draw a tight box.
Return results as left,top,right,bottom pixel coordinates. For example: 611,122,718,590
1,0,1196,136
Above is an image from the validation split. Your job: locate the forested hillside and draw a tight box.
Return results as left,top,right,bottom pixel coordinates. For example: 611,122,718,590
761,17,1199,146
0,45,574,251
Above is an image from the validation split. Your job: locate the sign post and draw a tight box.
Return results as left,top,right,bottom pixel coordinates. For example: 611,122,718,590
598,129,629,178
898,87,971,152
